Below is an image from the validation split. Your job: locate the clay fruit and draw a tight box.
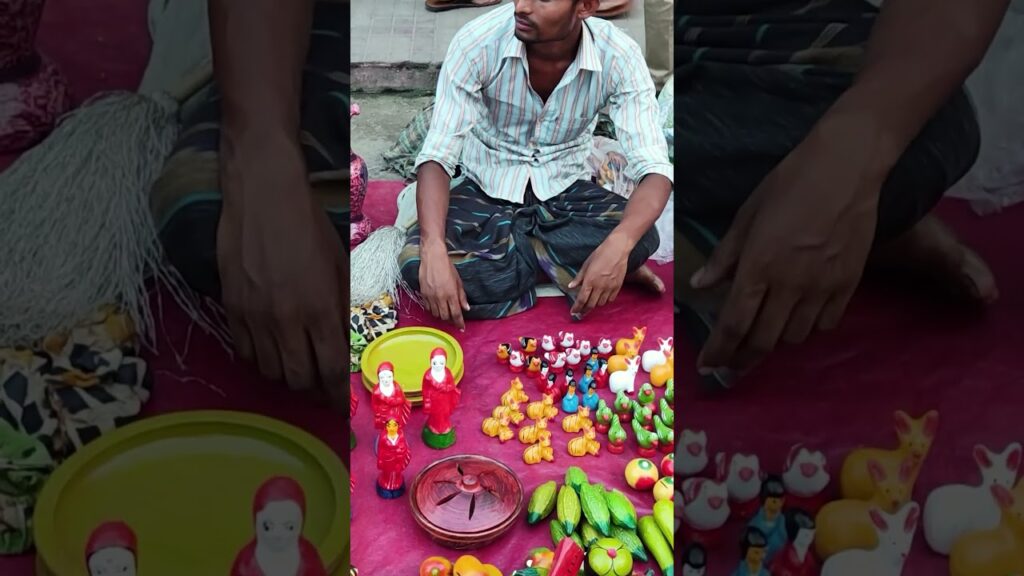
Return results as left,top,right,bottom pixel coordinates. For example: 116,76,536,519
624,458,659,490
588,538,633,576
420,556,452,576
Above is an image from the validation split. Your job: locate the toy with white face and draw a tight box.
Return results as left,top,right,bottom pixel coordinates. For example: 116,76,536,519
87,547,135,576
596,338,613,354
378,370,394,396
256,500,303,553
566,349,582,365
716,452,762,503
793,526,816,555
430,354,447,380
679,429,708,476
578,340,592,356
682,478,730,530
558,331,575,349
541,335,556,352
783,445,830,497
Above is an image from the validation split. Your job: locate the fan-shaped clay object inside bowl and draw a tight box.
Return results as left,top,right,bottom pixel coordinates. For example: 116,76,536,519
409,454,523,549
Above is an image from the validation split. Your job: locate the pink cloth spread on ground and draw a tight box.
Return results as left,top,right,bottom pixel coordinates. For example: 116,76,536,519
350,181,674,573
684,199,1024,574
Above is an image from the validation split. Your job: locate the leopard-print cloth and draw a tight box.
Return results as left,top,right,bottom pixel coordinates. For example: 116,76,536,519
349,294,397,371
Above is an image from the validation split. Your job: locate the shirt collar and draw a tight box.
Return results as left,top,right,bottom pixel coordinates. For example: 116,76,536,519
500,18,603,73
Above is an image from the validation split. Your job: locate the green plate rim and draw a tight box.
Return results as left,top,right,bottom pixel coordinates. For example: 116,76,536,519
33,410,345,574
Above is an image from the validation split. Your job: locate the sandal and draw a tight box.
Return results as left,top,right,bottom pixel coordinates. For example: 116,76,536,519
596,0,632,18
425,0,502,12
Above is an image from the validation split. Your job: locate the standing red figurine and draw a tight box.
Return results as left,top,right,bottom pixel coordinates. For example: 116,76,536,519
421,347,460,449
231,476,327,576
376,419,411,498
371,362,411,453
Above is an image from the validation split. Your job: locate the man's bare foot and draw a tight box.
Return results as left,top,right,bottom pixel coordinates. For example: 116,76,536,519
626,264,666,294
871,213,998,304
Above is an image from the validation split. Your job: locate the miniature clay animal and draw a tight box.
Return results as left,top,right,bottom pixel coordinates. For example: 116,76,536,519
815,458,914,560
558,331,575,349
715,452,763,508
682,478,730,531
519,336,537,353
783,445,831,499
608,356,640,395
497,422,514,443
568,426,600,457
482,415,511,438
641,337,673,372
496,342,511,362
541,334,557,352
565,348,582,367
561,407,592,433
518,419,551,444
527,395,558,421
578,339,592,357
615,326,647,356
680,430,709,477
524,437,555,464
840,409,938,501
924,442,1022,555
650,348,673,387
596,338,614,357
949,480,1024,576
509,351,525,371
820,502,920,576
501,377,530,405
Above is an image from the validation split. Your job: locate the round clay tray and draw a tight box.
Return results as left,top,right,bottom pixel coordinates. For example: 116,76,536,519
409,454,523,550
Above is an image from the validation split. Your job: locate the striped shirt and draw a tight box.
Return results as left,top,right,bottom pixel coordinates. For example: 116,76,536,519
415,2,673,203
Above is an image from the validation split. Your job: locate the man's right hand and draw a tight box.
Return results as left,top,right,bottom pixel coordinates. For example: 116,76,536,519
418,240,469,330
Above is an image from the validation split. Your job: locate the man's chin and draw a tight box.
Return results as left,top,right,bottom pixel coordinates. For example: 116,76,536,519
514,30,536,43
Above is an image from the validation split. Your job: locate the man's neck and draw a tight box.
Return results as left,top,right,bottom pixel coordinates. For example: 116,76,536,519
525,24,583,66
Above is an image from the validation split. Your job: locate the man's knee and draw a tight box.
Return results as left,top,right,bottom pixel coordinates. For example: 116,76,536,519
627,224,661,271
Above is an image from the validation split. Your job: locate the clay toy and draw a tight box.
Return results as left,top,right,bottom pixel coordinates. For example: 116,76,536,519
641,337,673,373
495,401,525,425
421,347,461,449
568,426,601,457
582,386,600,412
650,348,673,387
609,357,640,395
420,557,452,576
716,452,764,520
501,377,530,406
562,406,593,433
558,331,575,350
497,342,512,364
232,476,329,575
524,437,555,464
664,378,673,403
682,543,707,576
634,401,654,430
614,392,632,423
509,350,525,373
371,362,412,454
520,336,538,353
86,521,137,576
659,398,674,427
594,359,610,388
949,481,1024,576
747,476,788,563
607,415,627,454
527,356,542,378
542,334,557,353
536,359,550,382
519,418,552,444
815,458,913,560
546,351,567,374
660,452,674,477
616,326,647,356
782,444,831,514
820,502,919,576
608,339,640,374
636,383,655,407
654,416,674,454
924,442,1022,555
588,537,632,575
453,555,503,576
578,365,595,394
653,476,674,502
770,509,819,576
840,409,938,500
543,373,563,400
632,419,659,457
681,477,731,548
596,337,614,359
625,458,660,489
377,419,412,498
680,429,709,477
566,348,583,368
482,415,511,439
594,400,614,433
731,527,771,576
578,339,592,357
527,395,558,421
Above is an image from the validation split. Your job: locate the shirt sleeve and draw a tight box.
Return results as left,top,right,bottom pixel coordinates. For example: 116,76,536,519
414,33,489,177
607,40,674,186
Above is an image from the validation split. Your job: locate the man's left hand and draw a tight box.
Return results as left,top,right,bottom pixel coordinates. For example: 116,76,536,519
568,232,633,317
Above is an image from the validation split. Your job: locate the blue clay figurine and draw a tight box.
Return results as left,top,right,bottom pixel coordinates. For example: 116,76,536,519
578,365,594,394
561,383,580,414
582,386,599,411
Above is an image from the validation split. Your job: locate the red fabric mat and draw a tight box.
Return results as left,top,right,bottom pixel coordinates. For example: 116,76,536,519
350,181,675,573
681,198,1024,574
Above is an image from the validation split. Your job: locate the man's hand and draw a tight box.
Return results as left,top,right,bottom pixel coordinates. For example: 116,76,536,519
694,117,886,373
217,133,345,395
568,231,632,318
419,240,469,330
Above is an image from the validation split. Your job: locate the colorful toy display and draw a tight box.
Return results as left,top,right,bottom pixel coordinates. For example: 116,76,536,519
422,347,461,449
453,555,503,576
482,415,514,442
510,350,525,373
501,377,530,406
542,334,557,353
654,416,673,454
231,476,328,576
613,392,632,423
419,556,452,576
638,515,674,575
377,419,412,498
595,338,614,358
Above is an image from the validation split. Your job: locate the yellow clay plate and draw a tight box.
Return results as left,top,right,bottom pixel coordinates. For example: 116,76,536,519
361,326,464,405
34,410,346,576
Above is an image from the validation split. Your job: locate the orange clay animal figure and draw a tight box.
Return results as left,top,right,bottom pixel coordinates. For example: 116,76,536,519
561,406,592,433
527,395,558,421
496,342,511,363
524,437,554,464
651,348,674,387
609,327,646,373
519,418,551,444
519,336,538,354
840,410,938,501
949,480,1024,576
504,401,525,425
526,355,542,377
482,415,511,439
568,426,600,457
497,421,514,443
815,457,915,560
501,377,529,406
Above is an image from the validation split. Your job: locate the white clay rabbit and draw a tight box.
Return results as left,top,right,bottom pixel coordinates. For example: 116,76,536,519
541,334,556,352
923,442,1022,555
715,452,763,504
578,339,592,357
680,429,709,477
681,477,730,531
641,337,673,372
783,444,831,498
821,502,920,576
608,356,640,395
